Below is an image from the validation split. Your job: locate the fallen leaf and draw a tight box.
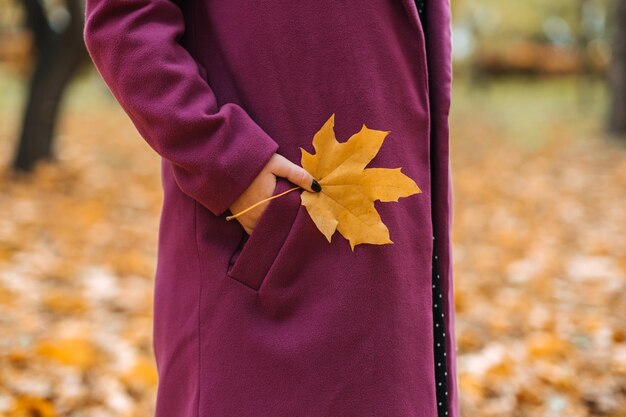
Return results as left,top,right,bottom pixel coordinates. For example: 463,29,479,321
300,113,422,250
9,395,55,417
36,337,100,369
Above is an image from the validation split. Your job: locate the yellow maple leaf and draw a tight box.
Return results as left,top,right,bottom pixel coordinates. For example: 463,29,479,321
300,113,422,251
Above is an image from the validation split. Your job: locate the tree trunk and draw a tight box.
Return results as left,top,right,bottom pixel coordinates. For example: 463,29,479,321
12,0,88,172
608,0,626,136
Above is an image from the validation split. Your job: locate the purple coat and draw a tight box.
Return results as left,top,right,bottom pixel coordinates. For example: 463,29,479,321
83,0,457,416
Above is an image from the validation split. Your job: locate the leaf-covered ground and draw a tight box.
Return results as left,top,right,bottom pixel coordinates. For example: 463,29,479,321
0,70,624,417
451,79,626,417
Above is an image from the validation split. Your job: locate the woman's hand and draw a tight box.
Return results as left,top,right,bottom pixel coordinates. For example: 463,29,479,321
229,153,321,235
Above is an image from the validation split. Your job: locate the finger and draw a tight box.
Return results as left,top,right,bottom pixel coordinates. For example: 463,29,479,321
271,157,321,193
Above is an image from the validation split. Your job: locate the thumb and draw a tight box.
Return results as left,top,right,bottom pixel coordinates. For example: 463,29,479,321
270,155,322,193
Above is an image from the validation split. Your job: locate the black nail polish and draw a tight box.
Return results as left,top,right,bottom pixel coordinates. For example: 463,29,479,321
311,179,322,192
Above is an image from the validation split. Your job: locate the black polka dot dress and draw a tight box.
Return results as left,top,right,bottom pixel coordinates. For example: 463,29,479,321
416,0,426,20
415,1,450,416
431,237,449,417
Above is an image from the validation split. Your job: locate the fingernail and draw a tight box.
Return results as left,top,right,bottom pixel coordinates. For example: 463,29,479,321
311,179,322,192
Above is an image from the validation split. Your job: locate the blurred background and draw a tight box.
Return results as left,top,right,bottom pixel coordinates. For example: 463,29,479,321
0,0,624,416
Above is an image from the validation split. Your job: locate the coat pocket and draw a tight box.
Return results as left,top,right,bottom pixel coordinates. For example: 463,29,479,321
226,176,302,291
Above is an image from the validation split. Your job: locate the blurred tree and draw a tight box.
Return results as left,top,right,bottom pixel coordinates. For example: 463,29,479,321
608,0,625,136
11,0,88,172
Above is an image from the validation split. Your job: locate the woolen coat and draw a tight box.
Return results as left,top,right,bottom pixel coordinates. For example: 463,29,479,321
83,0,458,416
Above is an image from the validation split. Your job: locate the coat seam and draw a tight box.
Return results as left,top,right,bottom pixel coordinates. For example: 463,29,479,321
186,5,203,415
193,200,203,417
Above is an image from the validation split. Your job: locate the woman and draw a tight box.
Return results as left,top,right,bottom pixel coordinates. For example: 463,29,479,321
83,0,458,416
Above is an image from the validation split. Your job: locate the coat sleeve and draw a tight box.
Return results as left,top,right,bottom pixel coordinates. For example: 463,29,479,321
83,0,279,217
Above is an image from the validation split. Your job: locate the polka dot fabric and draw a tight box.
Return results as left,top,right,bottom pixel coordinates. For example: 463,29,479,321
432,236,449,417
415,0,426,21
416,2,450,415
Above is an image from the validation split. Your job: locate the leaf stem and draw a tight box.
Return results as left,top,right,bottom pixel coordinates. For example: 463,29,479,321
225,186,301,221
